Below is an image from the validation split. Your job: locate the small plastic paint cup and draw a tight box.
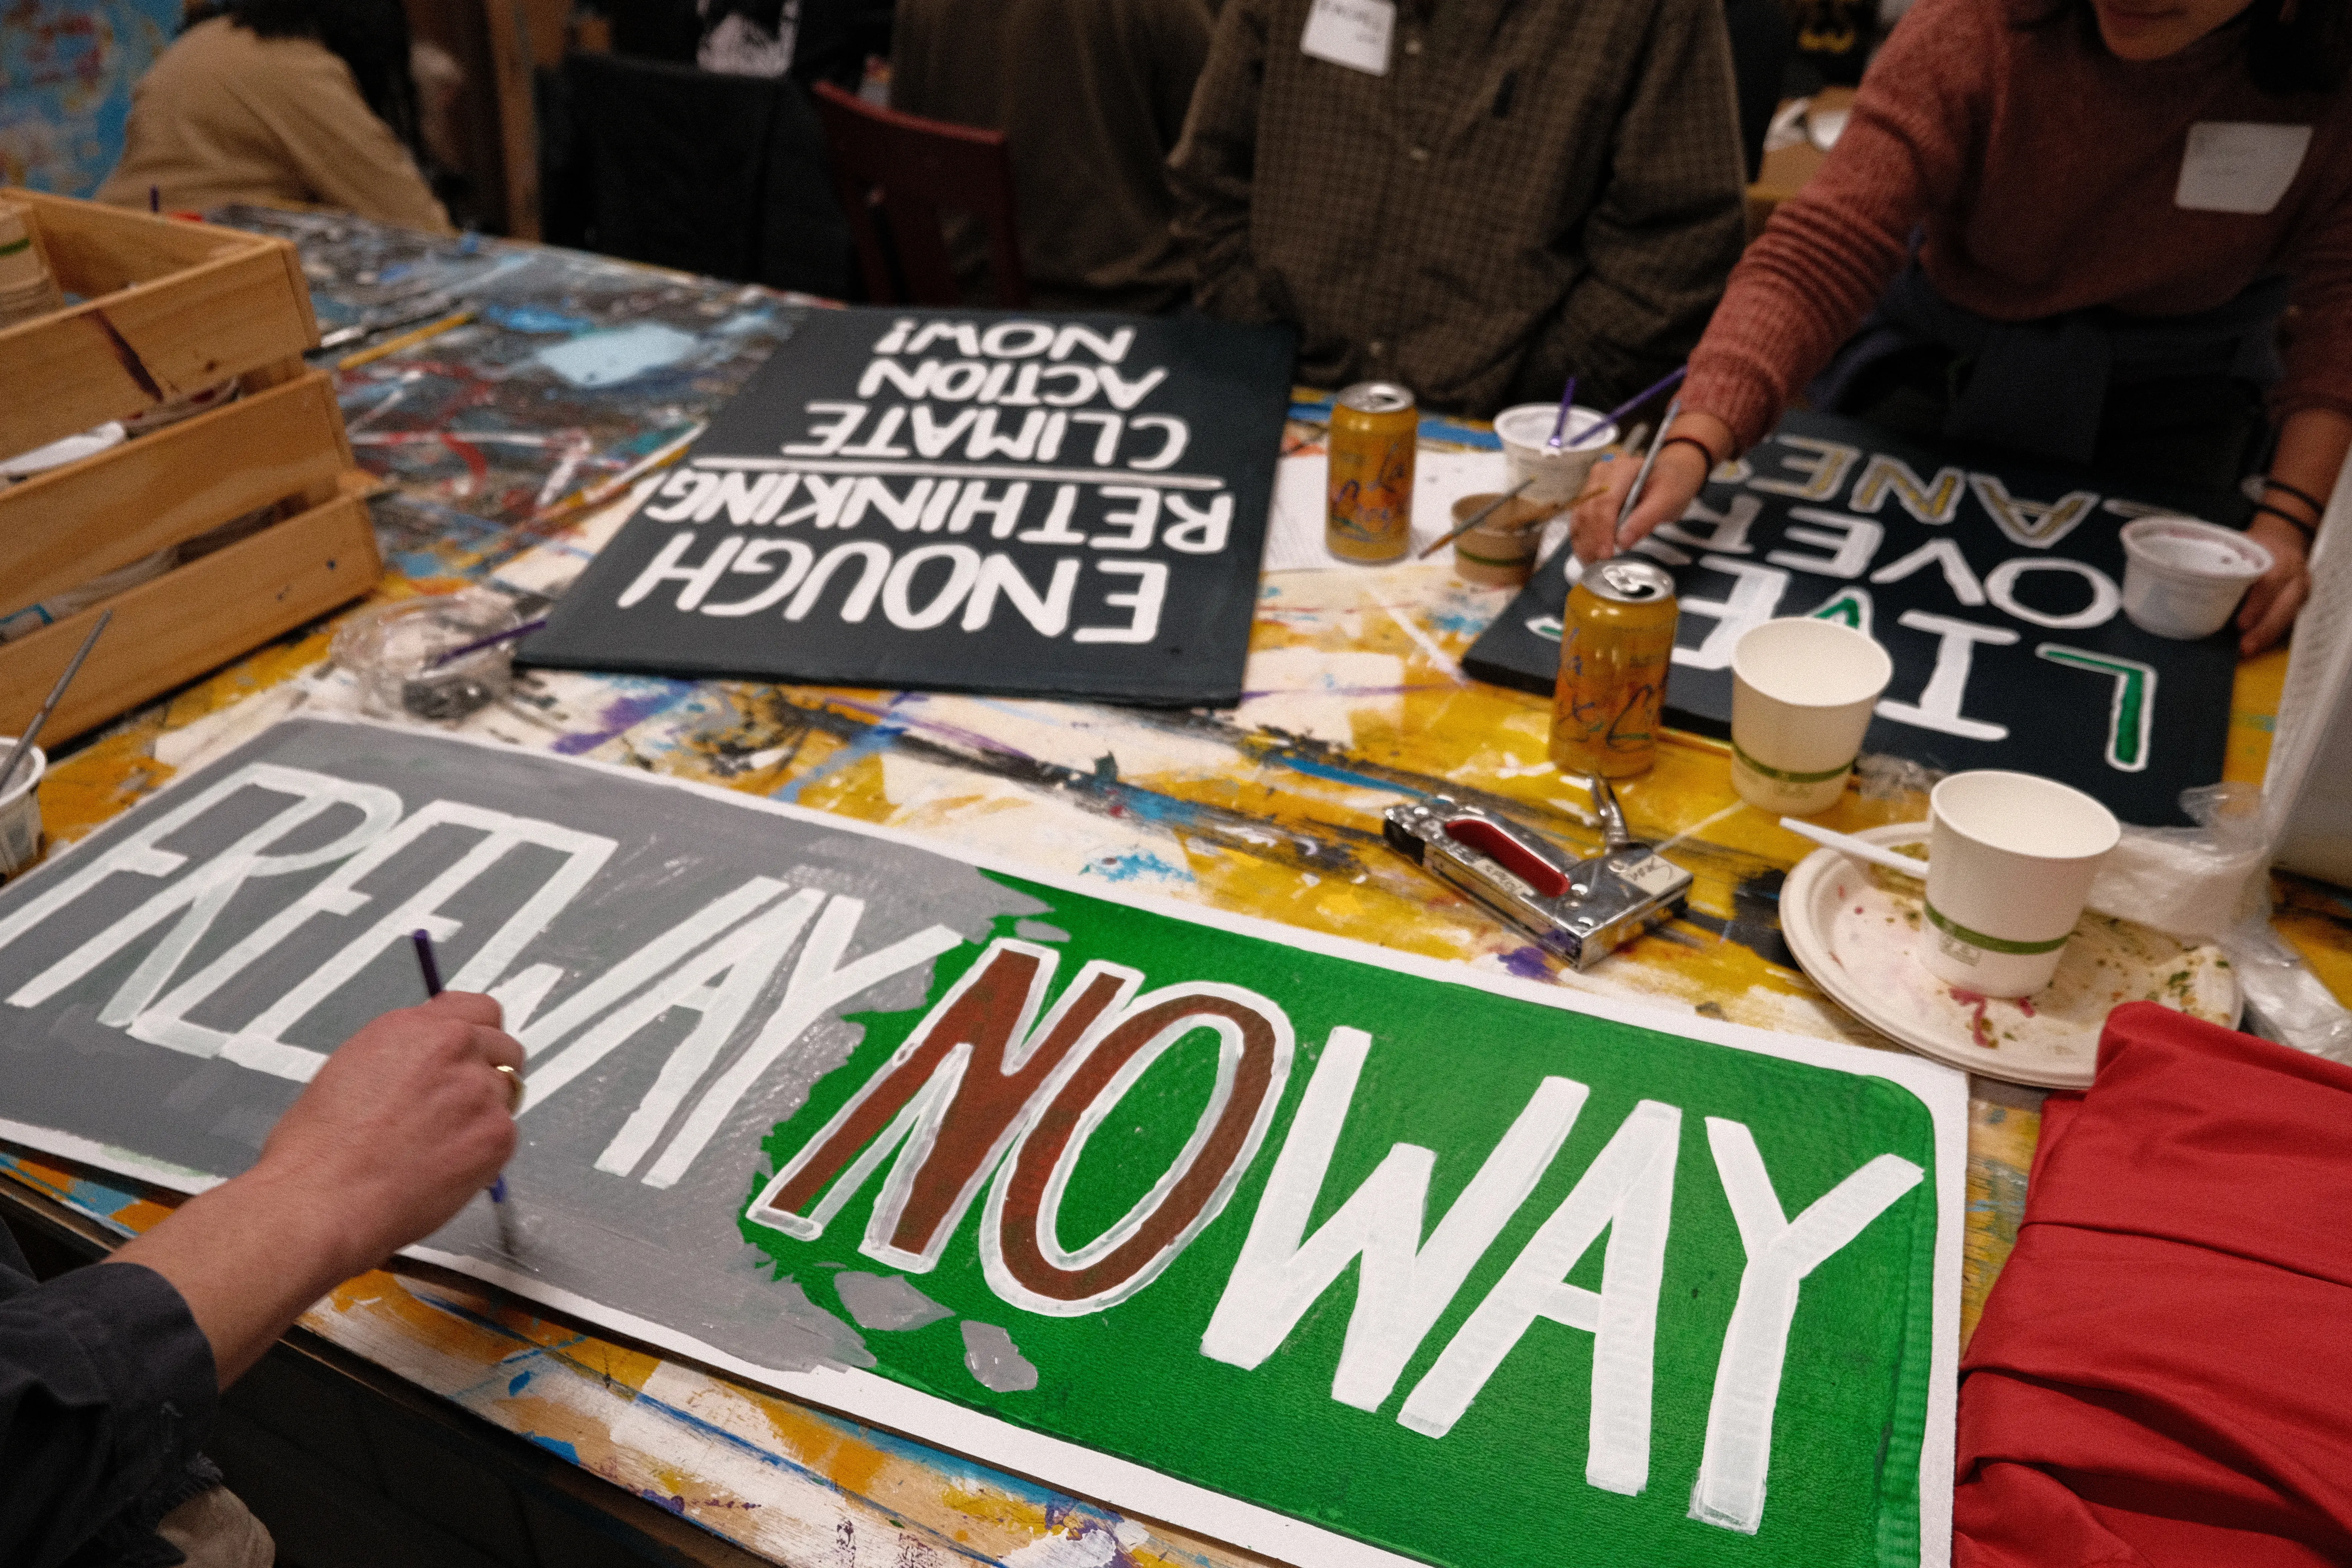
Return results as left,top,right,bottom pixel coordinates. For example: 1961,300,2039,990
1918,770,2119,998
0,740,46,884
330,589,522,723
1449,492,1547,588
1494,404,1618,512
1729,618,1893,817
2119,516,2272,640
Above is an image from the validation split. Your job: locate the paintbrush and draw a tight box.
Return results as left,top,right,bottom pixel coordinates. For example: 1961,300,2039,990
1,610,110,796
1613,396,1682,539
338,308,476,371
317,292,459,351
530,421,706,528
412,929,519,1250
1544,375,1579,450
1565,365,1689,449
1418,479,1537,560
427,617,548,670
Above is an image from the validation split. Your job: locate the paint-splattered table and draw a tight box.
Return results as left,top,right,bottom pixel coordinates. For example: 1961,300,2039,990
3,213,2336,1567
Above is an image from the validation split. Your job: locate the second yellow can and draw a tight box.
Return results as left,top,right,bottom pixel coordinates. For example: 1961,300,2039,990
1550,558,1679,778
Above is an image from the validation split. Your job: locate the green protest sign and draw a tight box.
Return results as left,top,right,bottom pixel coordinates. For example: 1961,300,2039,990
737,873,1962,1568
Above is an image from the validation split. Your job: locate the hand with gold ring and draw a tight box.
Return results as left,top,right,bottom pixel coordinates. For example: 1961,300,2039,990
492,1060,524,1115
107,991,525,1390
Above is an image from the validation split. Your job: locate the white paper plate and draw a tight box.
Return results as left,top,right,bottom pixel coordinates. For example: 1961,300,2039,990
1781,822,2241,1089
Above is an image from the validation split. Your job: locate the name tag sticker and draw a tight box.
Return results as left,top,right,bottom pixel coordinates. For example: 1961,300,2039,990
2176,122,2312,214
1302,0,1394,76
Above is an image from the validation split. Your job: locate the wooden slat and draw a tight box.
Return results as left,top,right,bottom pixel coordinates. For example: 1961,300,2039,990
3,186,254,292
0,246,318,454
0,490,382,747
0,190,319,456
0,372,354,613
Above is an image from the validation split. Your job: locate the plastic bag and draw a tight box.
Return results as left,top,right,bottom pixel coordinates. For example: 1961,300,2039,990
2089,781,2352,1063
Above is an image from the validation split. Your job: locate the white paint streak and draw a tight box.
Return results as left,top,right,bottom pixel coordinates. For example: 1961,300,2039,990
1202,1030,1584,1413
1689,1118,1925,1533
1398,1099,1681,1502
643,899,963,1188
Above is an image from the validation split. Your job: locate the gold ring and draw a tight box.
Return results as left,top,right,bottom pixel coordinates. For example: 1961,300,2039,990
493,1062,524,1114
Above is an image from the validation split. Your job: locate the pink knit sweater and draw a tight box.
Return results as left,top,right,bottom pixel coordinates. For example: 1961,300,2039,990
1685,0,2352,452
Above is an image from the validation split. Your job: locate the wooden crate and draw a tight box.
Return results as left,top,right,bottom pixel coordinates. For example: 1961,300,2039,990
0,188,381,746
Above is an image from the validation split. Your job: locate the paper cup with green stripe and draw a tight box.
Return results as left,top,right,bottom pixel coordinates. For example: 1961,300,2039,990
1730,618,1894,816
1920,770,2121,997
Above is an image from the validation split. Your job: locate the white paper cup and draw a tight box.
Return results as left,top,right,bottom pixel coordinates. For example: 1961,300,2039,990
1730,618,1894,816
2119,517,2271,640
0,740,45,882
1919,770,2120,997
1494,404,1619,510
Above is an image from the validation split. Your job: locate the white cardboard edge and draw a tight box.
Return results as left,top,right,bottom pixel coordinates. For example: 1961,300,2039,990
0,711,1966,1568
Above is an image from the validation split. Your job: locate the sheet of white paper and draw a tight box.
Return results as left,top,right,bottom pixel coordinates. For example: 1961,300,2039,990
1260,446,1510,572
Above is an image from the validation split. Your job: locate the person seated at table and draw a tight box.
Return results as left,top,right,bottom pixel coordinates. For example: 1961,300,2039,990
1166,0,1748,417
891,0,1215,314
0,993,522,1566
97,0,454,235
1575,0,2352,658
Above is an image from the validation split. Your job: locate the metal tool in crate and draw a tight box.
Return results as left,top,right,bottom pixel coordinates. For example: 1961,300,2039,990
1384,781,1693,969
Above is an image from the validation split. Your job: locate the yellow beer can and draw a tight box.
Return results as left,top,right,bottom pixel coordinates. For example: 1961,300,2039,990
1326,382,1417,564
1550,558,1679,779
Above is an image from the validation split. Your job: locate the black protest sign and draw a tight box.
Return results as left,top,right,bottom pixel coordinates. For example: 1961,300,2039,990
1463,411,2244,825
524,308,1296,706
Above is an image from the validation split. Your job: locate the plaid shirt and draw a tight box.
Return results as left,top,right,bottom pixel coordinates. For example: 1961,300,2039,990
1169,0,1748,416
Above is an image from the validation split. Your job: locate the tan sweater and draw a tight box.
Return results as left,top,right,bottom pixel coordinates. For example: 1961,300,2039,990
1687,0,2352,451
98,18,452,236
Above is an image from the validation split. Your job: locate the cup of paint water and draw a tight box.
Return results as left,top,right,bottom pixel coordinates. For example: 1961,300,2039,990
1493,404,1619,513
1917,770,2121,998
1729,618,1894,816
331,589,525,723
0,739,45,884
2118,516,2273,640
1448,492,1548,588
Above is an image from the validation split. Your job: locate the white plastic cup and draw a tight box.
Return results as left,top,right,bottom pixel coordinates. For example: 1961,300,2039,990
2119,517,2272,640
0,740,45,882
1730,618,1894,816
1493,404,1619,511
1918,770,2121,997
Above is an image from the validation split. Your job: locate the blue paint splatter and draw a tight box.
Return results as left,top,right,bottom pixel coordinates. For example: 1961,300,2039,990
772,722,902,802
527,1435,578,1463
534,324,699,388
508,1369,533,1395
1081,851,1186,884
65,1177,135,1215
1266,750,1433,798
483,303,593,335
1424,607,1496,636
1499,946,1554,980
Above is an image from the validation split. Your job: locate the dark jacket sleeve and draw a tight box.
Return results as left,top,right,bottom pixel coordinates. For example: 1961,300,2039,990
0,1259,218,1568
